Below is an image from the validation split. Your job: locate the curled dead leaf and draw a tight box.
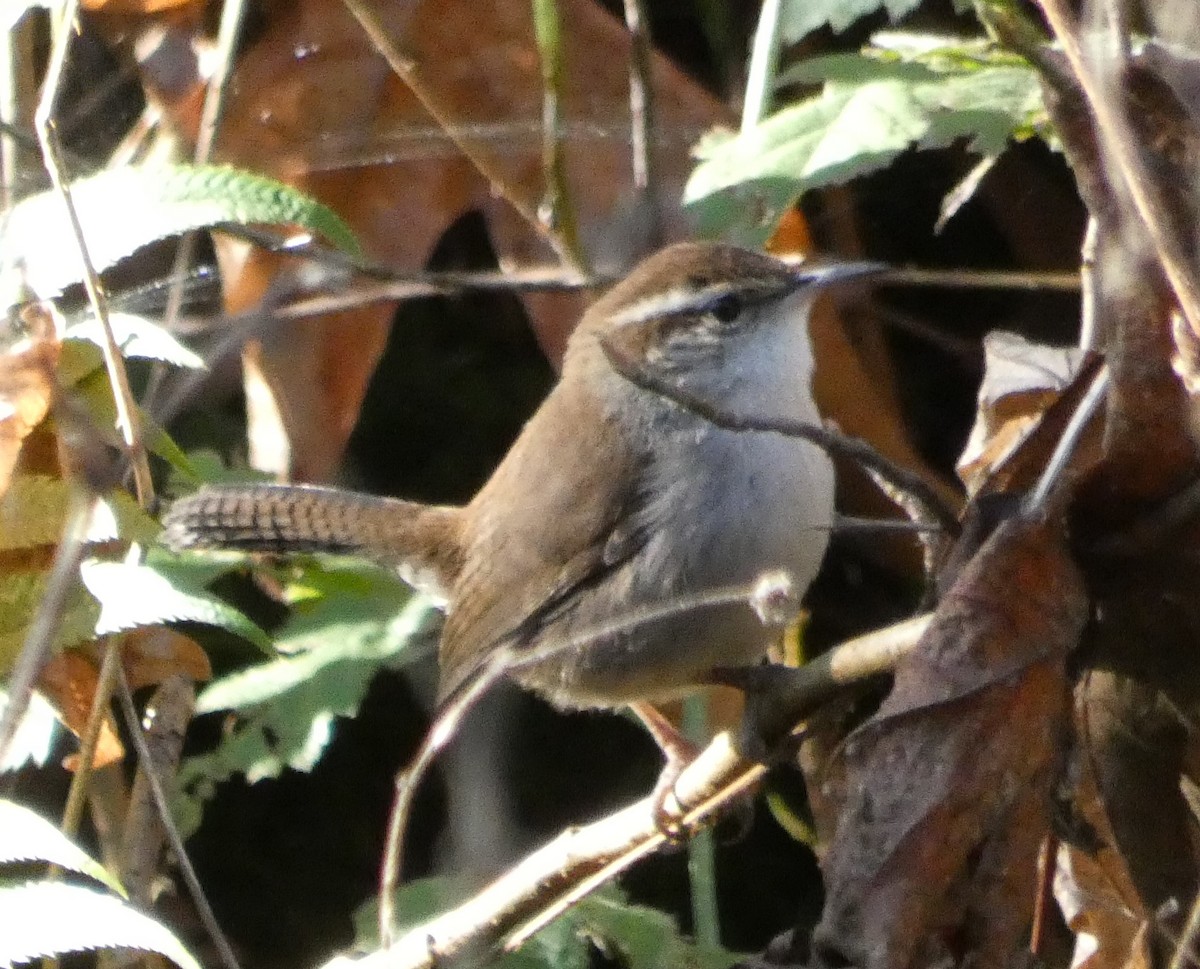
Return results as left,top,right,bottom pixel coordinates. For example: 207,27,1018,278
810,515,1088,969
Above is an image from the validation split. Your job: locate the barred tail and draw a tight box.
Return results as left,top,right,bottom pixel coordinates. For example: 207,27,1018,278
162,484,463,596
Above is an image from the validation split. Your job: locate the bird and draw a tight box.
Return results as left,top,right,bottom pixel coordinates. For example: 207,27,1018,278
163,241,862,807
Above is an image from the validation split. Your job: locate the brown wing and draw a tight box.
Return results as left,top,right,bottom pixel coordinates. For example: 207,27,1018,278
437,374,651,699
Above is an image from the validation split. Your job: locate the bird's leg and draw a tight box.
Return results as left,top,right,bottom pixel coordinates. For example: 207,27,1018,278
629,701,700,839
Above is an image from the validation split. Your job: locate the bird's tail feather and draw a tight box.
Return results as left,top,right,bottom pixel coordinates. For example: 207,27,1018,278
162,483,463,598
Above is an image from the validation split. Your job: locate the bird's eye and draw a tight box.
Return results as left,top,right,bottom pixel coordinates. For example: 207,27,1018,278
711,293,743,323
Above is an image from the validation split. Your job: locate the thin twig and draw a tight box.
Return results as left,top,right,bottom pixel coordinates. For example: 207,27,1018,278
0,489,98,766
0,13,34,209
1025,363,1109,514
118,673,195,906
161,0,246,332
1078,217,1100,351
621,0,661,247
1029,834,1059,956
875,266,1080,292
34,0,153,506
531,0,586,270
598,332,961,536
681,695,720,947
60,632,125,837
1036,0,1200,341
165,264,1079,335
115,668,243,969
342,0,581,268
355,613,929,969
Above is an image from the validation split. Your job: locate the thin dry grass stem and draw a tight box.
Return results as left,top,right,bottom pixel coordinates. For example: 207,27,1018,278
531,0,586,271
60,631,125,838
161,0,247,333
169,265,1080,333
115,668,243,969
342,0,582,269
1036,0,1200,341
878,266,1080,292
357,614,930,969
1079,217,1100,351
1029,834,1059,956
1025,362,1110,514
0,489,97,766
35,0,153,506
0,14,34,209
621,0,660,246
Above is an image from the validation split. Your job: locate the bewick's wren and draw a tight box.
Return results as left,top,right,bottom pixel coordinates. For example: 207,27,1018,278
164,242,863,768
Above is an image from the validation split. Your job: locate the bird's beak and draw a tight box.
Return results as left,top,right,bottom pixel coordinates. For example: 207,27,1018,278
788,260,887,290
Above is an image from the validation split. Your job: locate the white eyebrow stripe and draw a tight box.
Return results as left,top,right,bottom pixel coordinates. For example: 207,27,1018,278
608,282,741,329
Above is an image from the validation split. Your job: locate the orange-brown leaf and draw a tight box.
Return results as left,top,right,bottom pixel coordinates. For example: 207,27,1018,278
811,515,1087,969
0,306,61,497
38,650,124,770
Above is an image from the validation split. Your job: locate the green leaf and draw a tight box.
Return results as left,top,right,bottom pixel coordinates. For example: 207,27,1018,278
354,876,467,946
2,163,361,299
175,562,436,834
0,569,100,675
571,891,738,969
359,881,740,969
80,557,272,651
0,475,158,551
0,800,124,894
65,312,205,370
67,367,201,482
780,0,924,42
686,42,1047,244
0,881,200,969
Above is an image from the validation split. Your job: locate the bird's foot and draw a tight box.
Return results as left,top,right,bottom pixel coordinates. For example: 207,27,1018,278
630,701,700,842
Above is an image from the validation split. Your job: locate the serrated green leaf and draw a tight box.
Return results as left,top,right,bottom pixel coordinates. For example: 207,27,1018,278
0,570,100,675
0,475,158,551
2,163,361,299
780,0,923,42
0,881,200,969
65,312,204,370
0,689,59,772
0,800,124,894
176,562,436,834
687,45,1046,244
80,557,272,651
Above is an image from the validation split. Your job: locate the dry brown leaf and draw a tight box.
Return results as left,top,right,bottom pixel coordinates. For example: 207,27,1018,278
38,650,125,770
118,626,212,689
810,515,1087,969
0,304,61,496
34,627,209,773
1055,710,1153,969
109,0,948,502
1065,670,1200,964
958,331,1088,496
